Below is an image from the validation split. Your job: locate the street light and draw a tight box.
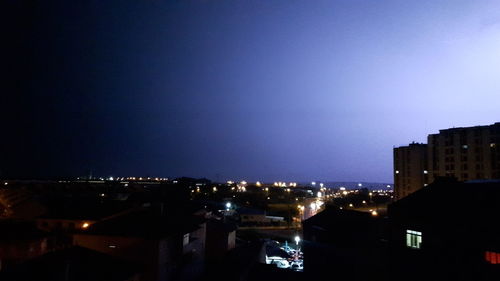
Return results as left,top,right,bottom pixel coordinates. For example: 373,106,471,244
295,235,300,246
294,235,301,255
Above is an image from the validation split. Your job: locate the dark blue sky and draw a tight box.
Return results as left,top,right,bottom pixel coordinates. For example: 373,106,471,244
3,0,500,182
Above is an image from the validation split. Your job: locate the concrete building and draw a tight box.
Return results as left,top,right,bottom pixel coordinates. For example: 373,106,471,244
393,143,429,200
394,122,500,200
428,122,500,182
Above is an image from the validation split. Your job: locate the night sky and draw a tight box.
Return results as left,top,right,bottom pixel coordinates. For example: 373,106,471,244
3,0,500,182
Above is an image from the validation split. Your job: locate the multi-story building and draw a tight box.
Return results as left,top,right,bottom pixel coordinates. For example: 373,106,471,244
394,122,500,200
393,143,429,200
428,123,500,182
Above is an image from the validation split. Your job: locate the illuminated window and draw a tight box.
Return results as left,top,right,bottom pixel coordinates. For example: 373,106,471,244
406,230,422,249
486,251,500,264
183,233,190,246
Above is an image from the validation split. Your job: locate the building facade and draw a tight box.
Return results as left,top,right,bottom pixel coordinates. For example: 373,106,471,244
394,122,500,200
428,123,500,182
393,143,429,200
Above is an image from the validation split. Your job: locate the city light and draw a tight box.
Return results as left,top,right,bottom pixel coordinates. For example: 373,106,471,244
371,210,378,216
82,222,90,229
295,235,301,245
226,202,231,209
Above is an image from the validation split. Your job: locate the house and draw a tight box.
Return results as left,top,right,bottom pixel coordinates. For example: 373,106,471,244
0,246,141,281
73,206,206,281
302,205,386,280
205,220,237,261
0,220,50,271
36,199,134,232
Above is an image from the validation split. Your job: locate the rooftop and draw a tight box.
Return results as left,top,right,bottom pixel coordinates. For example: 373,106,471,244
0,246,141,281
80,208,205,239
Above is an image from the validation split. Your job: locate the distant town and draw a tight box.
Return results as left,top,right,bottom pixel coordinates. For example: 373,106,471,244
0,122,499,281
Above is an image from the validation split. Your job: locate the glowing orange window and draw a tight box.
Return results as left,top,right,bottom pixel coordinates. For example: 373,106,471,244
485,251,499,264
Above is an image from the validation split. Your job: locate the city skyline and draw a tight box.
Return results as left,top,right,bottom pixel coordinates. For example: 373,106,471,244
4,1,500,182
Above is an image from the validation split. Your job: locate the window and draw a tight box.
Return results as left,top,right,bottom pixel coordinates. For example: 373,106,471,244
183,233,190,247
406,230,422,249
485,251,500,264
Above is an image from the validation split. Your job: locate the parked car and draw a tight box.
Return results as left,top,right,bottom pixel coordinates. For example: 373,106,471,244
266,256,290,269
290,261,303,271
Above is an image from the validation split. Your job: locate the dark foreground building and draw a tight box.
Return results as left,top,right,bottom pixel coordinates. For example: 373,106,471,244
302,206,387,280
388,178,500,280
0,246,141,281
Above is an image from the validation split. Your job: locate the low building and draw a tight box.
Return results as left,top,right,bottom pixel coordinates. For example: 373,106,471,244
36,199,134,233
302,206,386,280
73,207,206,281
0,220,50,271
238,208,285,226
205,220,236,261
0,246,142,281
